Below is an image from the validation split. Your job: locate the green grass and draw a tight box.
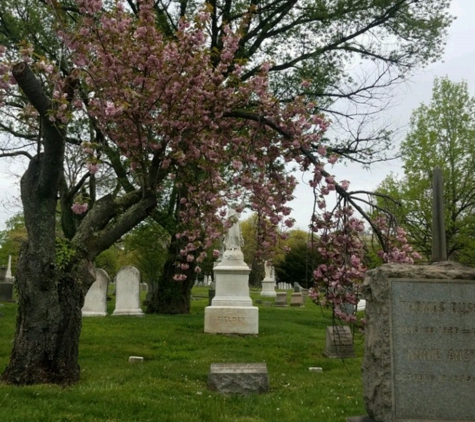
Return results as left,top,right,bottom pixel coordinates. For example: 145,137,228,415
0,288,365,422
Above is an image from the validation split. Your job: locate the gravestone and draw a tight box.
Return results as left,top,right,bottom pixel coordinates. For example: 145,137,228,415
274,292,287,307
323,325,355,358
112,266,144,317
290,292,304,307
208,363,269,395
260,261,277,298
0,282,13,302
82,268,109,317
356,261,475,422
204,208,258,334
144,282,156,306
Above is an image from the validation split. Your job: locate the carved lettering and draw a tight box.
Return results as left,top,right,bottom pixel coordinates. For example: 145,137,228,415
407,349,441,361
216,316,246,323
447,349,475,361
396,374,436,382
452,302,475,315
400,300,446,314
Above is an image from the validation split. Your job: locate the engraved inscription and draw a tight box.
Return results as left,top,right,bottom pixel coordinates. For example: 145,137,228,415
391,279,475,421
216,316,246,323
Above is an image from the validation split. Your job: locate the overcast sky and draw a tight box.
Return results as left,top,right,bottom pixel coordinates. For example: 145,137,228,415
289,0,475,230
0,0,474,232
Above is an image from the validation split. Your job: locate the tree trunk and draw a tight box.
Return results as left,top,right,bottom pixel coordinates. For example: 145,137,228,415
1,144,93,385
146,237,194,314
1,247,93,385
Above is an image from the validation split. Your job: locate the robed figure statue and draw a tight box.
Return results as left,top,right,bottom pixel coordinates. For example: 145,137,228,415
223,208,243,250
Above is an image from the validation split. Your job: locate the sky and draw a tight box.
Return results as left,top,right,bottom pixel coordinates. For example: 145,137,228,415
0,0,474,232
289,0,475,230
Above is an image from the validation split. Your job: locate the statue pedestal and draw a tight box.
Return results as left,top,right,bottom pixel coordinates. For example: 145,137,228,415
204,250,258,335
260,278,276,297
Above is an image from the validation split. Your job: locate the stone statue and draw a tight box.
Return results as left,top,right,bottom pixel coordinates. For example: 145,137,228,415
5,255,12,280
264,261,273,279
224,208,243,250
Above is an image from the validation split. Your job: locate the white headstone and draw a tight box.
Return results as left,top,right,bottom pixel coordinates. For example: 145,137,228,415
260,260,277,298
112,266,144,317
82,268,109,317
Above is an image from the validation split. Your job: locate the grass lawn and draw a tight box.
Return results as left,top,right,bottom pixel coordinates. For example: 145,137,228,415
0,288,365,422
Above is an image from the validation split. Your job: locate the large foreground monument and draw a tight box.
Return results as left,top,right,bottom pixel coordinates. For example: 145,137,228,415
204,208,258,335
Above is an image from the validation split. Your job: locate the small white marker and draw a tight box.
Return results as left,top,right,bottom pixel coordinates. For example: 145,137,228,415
129,356,144,363
308,367,323,372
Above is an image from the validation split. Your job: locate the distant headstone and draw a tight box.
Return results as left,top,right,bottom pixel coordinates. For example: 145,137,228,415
82,269,109,317
293,282,302,292
112,266,144,317
0,282,13,302
323,325,355,358
358,261,475,422
290,292,304,307
260,261,276,298
208,363,269,395
274,292,287,307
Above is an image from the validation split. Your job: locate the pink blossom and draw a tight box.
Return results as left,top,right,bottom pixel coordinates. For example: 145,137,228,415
71,202,88,215
87,163,99,174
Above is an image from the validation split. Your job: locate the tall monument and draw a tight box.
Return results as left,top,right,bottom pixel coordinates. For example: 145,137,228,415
204,208,258,334
260,261,277,297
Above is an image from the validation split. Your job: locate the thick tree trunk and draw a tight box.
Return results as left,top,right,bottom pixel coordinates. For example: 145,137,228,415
146,235,195,315
1,247,92,385
146,256,193,314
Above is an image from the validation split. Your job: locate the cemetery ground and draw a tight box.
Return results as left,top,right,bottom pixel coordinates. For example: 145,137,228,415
0,288,365,422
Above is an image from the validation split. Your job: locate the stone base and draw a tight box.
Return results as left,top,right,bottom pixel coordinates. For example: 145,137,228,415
260,291,277,297
260,279,276,297
0,282,13,302
290,292,304,306
323,325,356,358
82,311,107,317
274,292,287,307
204,306,258,334
112,309,144,317
208,363,269,395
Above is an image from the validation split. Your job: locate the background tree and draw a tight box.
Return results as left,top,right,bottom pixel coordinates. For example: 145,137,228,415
122,219,169,287
376,77,475,264
274,229,322,288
